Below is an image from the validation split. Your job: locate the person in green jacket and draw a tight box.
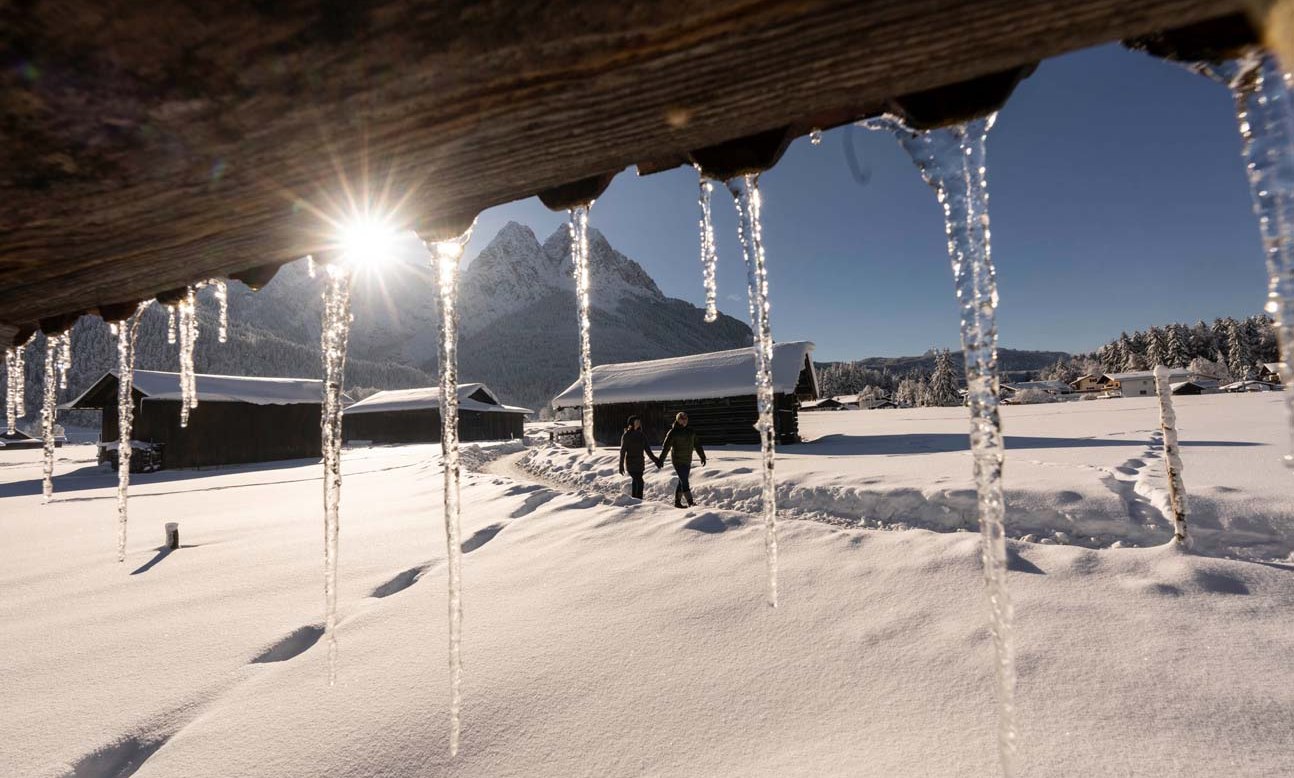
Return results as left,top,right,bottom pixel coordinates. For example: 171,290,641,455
657,411,707,508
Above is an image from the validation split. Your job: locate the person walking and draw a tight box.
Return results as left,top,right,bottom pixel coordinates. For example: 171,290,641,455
618,415,660,500
657,411,706,508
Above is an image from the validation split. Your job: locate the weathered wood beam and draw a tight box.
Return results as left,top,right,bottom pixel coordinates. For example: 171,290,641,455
0,0,1244,337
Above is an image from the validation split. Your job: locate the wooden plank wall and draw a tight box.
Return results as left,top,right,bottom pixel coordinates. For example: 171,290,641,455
0,1,1242,336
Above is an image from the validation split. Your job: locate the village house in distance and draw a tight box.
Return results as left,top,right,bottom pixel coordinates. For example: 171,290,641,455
342,384,530,445
552,341,818,446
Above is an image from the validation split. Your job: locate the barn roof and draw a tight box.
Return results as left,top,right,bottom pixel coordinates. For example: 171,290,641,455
1104,369,1191,382
65,370,325,409
345,384,532,416
551,341,816,408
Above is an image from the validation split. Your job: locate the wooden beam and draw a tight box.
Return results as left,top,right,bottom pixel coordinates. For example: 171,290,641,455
0,0,1243,330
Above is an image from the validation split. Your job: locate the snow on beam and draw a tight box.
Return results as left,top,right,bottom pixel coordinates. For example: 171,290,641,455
0,0,1241,329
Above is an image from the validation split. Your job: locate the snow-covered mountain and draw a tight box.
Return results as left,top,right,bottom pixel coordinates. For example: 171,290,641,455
21,222,752,423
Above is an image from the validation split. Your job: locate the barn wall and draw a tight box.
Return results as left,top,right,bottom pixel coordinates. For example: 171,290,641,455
343,408,524,444
591,394,799,448
132,400,323,469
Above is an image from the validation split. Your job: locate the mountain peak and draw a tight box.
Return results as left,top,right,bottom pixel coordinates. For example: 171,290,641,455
541,224,665,302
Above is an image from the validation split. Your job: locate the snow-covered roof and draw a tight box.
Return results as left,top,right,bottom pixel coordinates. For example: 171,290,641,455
66,370,325,408
1003,380,1073,393
551,341,816,408
345,384,531,415
1104,369,1190,382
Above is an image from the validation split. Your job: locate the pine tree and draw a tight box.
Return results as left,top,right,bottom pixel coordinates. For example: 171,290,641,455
927,350,961,406
1227,319,1254,379
1165,325,1190,367
1145,327,1167,368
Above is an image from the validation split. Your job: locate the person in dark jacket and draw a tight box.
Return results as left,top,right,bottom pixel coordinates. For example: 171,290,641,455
657,411,706,508
618,415,660,500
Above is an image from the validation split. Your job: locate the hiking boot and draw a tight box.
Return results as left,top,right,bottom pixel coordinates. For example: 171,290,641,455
674,489,687,509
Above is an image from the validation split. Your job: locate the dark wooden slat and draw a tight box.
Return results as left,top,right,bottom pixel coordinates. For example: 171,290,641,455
0,1,1243,335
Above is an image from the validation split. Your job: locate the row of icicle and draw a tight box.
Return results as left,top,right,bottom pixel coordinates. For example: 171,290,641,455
5,40,1294,777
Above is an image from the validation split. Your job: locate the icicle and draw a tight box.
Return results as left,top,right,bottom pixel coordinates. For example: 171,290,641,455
866,113,1017,775
115,302,151,562
320,262,353,686
568,204,596,456
1188,52,1294,468
166,305,177,345
428,223,476,757
213,279,229,343
695,166,720,323
307,254,317,279
1153,366,1190,544
56,330,72,391
726,173,780,608
4,347,16,435
178,287,199,427
8,332,31,432
809,128,823,146
41,335,58,502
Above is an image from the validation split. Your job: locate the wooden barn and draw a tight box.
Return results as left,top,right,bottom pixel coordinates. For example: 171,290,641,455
551,342,818,447
343,384,530,445
65,370,325,469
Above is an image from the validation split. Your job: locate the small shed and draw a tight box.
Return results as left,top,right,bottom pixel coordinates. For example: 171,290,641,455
65,370,325,469
0,428,47,450
1221,379,1279,393
551,341,818,447
801,398,846,412
343,384,530,445
1170,379,1220,396
1258,363,1284,384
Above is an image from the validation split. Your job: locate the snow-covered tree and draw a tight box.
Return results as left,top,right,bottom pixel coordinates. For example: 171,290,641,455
1226,319,1254,379
1145,327,1167,368
1189,355,1232,383
927,350,961,407
1165,325,1190,368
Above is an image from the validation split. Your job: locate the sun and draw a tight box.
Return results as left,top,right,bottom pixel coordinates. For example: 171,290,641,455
337,216,399,270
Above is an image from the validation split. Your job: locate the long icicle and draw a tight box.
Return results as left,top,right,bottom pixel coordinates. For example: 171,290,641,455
56,331,71,390
1153,366,1189,544
1193,52,1294,467
727,173,780,608
115,302,152,562
4,346,17,435
213,279,229,343
696,166,720,323
568,204,596,455
178,286,199,427
166,305,177,344
320,263,353,686
41,335,59,502
429,224,476,757
867,113,1018,774
9,333,31,432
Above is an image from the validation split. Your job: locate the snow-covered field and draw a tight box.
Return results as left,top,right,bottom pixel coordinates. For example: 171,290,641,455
528,393,1294,560
2,394,1292,776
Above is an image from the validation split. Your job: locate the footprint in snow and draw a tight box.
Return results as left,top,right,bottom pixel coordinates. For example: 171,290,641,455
251,624,325,664
461,523,507,553
370,562,436,598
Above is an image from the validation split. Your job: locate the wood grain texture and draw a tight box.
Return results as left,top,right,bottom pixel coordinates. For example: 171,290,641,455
0,0,1243,336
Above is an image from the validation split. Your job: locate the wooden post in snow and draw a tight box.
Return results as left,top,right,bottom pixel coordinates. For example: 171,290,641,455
164,522,180,550
1153,366,1189,545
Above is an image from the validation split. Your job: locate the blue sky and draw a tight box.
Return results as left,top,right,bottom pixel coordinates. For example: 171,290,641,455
460,44,1265,362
